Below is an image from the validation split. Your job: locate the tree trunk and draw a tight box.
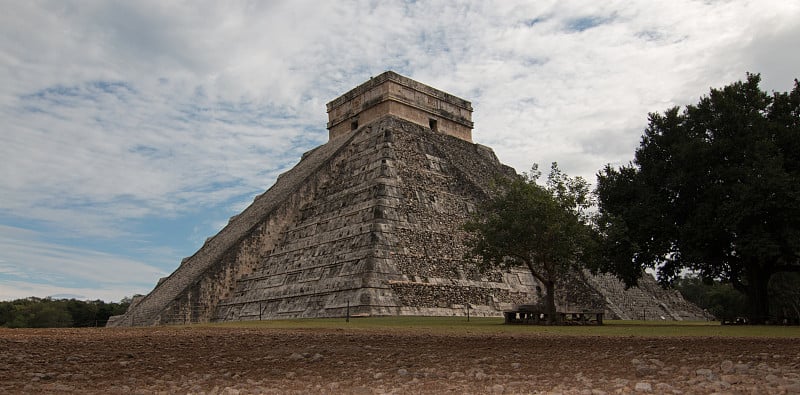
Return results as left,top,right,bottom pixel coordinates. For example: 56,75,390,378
746,266,771,324
544,280,557,325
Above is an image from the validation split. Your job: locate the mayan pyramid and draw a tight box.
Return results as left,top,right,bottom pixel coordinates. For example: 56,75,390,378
108,72,710,326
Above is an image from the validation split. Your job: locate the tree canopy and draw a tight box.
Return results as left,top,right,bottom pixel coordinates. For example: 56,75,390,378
0,297,131,328
596,74,800,322
464,163,597,323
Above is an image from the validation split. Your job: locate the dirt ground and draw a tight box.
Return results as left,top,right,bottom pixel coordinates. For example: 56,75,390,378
1,326,799,394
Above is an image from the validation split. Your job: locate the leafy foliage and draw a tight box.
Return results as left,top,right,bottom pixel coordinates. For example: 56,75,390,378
672,276,748,320
0,297,131,328
674,273,800,324
596,74,800,322
464,163,598,322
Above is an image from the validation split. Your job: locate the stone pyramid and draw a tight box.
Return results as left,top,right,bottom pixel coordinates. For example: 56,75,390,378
109,72,709,326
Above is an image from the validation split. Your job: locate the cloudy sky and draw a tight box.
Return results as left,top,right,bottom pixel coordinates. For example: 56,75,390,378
2,1,798,302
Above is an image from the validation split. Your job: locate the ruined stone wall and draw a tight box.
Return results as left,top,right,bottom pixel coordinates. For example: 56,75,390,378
372,117,538,314
214,120,406,320
111,113,709,326
554,270,607,312
107,128,359,326
213,116,537,320
384,100,473,143
327,71,473,142
389,281,532,310
156,192,311,324
583,271,713,320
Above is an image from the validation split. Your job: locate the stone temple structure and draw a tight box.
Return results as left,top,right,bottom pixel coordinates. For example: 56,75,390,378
108,72,710,326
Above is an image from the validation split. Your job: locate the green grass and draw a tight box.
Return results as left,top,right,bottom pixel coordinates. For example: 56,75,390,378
195,316,800,338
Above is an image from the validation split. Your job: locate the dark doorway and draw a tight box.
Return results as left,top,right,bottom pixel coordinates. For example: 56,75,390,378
429,118,438,132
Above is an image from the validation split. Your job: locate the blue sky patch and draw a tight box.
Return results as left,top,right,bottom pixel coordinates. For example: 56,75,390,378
565,16,614,32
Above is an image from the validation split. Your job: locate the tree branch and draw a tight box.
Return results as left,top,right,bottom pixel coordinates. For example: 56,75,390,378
523,258,547,285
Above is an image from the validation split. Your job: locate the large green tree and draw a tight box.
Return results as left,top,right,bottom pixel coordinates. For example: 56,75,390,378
0,297,132,328
596,74,800,323
672,276,748,320
464,163,597,323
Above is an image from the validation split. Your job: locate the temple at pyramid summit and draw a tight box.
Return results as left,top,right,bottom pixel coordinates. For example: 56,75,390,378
108,71,710,326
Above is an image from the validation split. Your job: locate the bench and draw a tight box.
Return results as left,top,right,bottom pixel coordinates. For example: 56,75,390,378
504,305,603,325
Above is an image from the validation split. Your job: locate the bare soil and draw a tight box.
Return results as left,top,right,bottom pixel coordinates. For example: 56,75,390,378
1,327,799,394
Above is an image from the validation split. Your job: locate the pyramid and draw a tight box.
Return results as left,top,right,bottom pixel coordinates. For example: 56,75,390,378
109,72,709,326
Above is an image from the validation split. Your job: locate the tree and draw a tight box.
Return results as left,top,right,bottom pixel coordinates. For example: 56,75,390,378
769,273,800,324
66,299,97,327
26,301,73,328
596,74,800,323
0,297,133,327
464,163,597,323
672,276,748,320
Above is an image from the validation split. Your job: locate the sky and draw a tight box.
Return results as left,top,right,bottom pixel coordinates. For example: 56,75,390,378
2,1,799,302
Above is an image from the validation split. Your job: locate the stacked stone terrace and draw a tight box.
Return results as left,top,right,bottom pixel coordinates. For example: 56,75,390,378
213,117,539,320
109,72,708,326
108,130,357,326
583,271,713,320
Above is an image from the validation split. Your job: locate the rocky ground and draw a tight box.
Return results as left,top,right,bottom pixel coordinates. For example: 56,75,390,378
1,326,799,394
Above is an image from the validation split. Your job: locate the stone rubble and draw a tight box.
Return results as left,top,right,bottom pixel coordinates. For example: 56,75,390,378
3,327,800,394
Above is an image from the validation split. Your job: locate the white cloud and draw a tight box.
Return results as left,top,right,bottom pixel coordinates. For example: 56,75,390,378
0,0,798,299
0,280,133,303
0,225,166,301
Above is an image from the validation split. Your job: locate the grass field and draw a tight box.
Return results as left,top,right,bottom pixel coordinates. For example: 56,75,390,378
200,316,800,338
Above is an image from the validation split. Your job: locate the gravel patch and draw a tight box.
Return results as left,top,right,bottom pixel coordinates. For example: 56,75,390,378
1,327,799,394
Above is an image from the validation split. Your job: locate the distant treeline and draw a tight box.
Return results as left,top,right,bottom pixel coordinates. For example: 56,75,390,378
674,274,800,323
0,297,131,328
